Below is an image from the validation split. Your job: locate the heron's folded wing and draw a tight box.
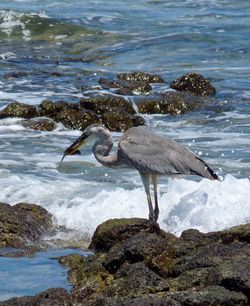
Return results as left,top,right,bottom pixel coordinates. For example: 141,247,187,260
119,130,217,179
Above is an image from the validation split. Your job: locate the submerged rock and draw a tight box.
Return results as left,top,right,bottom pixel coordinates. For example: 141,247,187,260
22,117,56,131
0,202,54,248
117,71,164,83
99,77,152,95
0,102,38,119
170,72,216,97
136,92,203,115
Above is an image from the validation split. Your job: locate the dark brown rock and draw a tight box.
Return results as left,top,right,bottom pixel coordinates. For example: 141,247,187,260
38,100,78,119
136,92,203,115
99,78,152,95
170,72,216,96
102,110,144,132
0,102,38,119
22,117,56,131
80,94,136,115
55,108,99,130
89,218,164,252
0,202,54,248
103,232,170,274
169,286,247,306
117,72,164,83
0,288,72,306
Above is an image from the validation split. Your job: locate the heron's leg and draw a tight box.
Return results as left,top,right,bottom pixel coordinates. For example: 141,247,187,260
139,173,154,222
151,175,159,222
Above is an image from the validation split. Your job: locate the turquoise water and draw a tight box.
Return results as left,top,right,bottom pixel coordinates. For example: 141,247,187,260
0,0,250,300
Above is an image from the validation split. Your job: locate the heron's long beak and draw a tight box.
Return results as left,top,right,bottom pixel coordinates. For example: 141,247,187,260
60,134,87,164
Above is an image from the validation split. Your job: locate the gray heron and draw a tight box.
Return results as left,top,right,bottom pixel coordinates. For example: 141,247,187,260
61,124,219,223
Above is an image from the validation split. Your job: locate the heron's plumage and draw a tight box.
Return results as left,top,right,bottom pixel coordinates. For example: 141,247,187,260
119,126,218,180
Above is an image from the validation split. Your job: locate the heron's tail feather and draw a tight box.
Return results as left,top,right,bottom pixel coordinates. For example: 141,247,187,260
192,157,220,181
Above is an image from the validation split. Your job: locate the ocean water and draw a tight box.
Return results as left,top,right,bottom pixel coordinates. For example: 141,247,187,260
0,0,250,299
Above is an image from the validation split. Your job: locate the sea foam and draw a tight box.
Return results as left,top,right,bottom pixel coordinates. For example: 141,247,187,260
0,172,249,237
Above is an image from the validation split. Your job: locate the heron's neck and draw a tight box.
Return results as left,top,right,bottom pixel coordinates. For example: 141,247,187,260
92,131,118,167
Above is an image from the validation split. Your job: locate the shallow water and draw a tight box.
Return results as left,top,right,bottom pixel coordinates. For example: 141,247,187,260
0,248,90,301
0,0,250,299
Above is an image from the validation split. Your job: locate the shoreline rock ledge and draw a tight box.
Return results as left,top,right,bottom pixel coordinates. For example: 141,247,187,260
1,216,249,305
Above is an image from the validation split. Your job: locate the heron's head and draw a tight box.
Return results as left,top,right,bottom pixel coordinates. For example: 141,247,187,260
60,124,109,163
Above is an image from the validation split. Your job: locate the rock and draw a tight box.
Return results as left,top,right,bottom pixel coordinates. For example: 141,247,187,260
103,232,170,274
121,296,181,306
0,102,38,119
38,100,78,119
55,108,99,130
170,72,216,96
136,92,203,115
99,77,152,95
89,218,164,252
0,202,54,248
0,288,72,306
22,117,56,131
117,72,164,83
102,110,145,132
80,94,136,115
169,286,247,306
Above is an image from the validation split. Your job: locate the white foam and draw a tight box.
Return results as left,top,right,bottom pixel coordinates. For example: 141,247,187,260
0,172,249,237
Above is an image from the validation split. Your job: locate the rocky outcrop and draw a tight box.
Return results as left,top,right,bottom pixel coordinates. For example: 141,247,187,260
170,72,216,97
0,202,54,248
136,92,203,115
61,220,249,306
2,216,249,305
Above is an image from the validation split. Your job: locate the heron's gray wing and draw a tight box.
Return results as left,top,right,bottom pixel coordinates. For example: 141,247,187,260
119,127,218,180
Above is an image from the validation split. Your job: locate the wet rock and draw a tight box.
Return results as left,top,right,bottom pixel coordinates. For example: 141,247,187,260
80,94,136,115
99,77,152,95
55,108,99,131
136,92,203,115
22,117,56,131
0,288,72,306
0,202,54,248
102,110,145,132
170,72,216,96
117,71,164,83
38,99,78,119
169,286,247,306
89,218,164,252
0,102,38,119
